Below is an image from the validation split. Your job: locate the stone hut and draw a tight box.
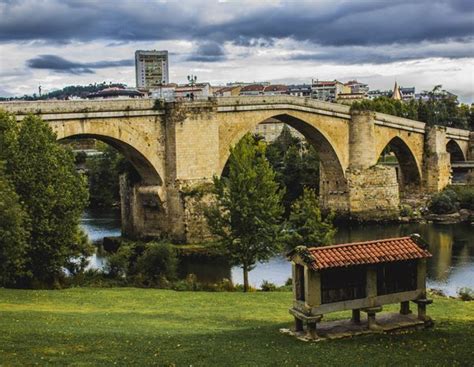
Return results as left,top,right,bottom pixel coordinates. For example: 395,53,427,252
287,235,433,339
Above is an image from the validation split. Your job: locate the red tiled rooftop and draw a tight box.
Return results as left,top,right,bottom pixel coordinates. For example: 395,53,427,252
240,84,265,92
264,84,288,92
292,236,431,270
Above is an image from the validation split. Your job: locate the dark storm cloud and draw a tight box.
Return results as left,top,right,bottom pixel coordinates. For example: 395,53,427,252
289,41,474,64
26,55,133,74
1,0,473,63
186,41,226,62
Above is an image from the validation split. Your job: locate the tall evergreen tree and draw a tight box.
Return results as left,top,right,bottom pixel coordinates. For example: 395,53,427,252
206,133,284,291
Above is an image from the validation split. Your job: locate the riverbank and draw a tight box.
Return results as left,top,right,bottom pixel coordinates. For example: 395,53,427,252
0,288,472,366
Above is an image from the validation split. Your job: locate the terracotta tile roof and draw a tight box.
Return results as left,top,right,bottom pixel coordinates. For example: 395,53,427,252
264,84,288,92
240,84,265,92
291,236,431,270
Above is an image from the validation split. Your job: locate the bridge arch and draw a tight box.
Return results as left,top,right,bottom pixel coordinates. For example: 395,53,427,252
446,139,466,162
220,113,346,178
377,136,422,193
219,111,348,211
60,133,162,186
52,119,164,186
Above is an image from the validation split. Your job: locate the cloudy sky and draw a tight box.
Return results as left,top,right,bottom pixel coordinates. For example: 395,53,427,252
0,0,473,101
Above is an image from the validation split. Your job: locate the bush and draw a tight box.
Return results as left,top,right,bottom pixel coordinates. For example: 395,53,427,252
260,280,277,292
428,192,458,214
449,185,474,210
458,287,474,301
285,277,292,286
135,242,178,284
106,245,133,278
400,205,414,217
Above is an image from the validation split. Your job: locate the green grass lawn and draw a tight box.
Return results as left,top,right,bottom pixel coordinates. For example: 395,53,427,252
0,288,473,366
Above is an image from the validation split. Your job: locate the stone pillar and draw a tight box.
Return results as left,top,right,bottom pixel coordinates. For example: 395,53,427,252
162,100,220,243
119,174,168,239
346,111,400,220
294,317,304,332
351,309,361,324
349,111,377,170
362,306,383,331
423,125,451,193
400,301,411,315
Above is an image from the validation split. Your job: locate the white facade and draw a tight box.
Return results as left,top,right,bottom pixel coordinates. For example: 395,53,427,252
135,50,169,89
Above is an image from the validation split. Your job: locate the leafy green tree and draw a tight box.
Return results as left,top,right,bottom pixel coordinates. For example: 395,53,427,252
284,188,336,250
86,145,121,207
0,165,30,287
206,133,284,291
266,127,320,216
351,88,473,130
0,112,91,287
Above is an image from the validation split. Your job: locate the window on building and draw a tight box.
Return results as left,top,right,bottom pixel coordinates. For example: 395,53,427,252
377,260,417,295
321,266,367,304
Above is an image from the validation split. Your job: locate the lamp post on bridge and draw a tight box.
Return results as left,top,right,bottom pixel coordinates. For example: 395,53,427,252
187,75,197,101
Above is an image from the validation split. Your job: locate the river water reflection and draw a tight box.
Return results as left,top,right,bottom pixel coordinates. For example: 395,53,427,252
81,209,474,296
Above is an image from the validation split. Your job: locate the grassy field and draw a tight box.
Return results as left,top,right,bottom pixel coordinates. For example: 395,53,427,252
0,288,473,366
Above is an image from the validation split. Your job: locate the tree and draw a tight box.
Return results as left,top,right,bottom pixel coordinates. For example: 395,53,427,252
206,133,284,291
86,144,122,207
0,112,91,287
0,165,30,287
284,188,336,250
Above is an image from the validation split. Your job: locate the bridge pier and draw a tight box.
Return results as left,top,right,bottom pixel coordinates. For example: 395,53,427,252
346,111,400,220
119,174,168,239
422,126,451,192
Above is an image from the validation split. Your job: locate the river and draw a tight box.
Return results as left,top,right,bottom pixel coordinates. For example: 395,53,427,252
80,208,474,296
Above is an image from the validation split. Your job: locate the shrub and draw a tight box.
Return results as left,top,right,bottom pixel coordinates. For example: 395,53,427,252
458,287,474,301
428,192,457,214
400,205,414,217
260,280,277,292
449,185,474,210
285,277,293,286
105,245,133,278
135,242,178,284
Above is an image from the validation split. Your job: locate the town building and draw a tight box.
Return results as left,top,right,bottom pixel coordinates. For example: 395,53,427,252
263,84,288,95
287,235,433,340
392,81,403,100
214,85,242,97
87,87,145,100
174,83,211,100
135,50,169,89
336,92,367,105
367,89,392,100
150,84,178,100
287,84,312,97
239,84,266,96
344,80,369,94
311,80,347,102
400,87,416,101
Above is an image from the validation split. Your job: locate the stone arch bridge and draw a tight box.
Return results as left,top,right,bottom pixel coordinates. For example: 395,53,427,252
2,96,472,242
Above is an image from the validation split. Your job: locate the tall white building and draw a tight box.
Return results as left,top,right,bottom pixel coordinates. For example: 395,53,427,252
135,50,169,89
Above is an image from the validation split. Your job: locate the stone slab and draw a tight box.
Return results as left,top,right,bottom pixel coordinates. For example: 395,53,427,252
280,312,432,342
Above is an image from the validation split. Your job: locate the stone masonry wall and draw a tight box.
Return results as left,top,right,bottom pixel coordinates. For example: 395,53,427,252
347,165,400,220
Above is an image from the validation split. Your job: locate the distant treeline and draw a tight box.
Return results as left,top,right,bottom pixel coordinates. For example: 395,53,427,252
351,88,474,131
0,82,127,101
